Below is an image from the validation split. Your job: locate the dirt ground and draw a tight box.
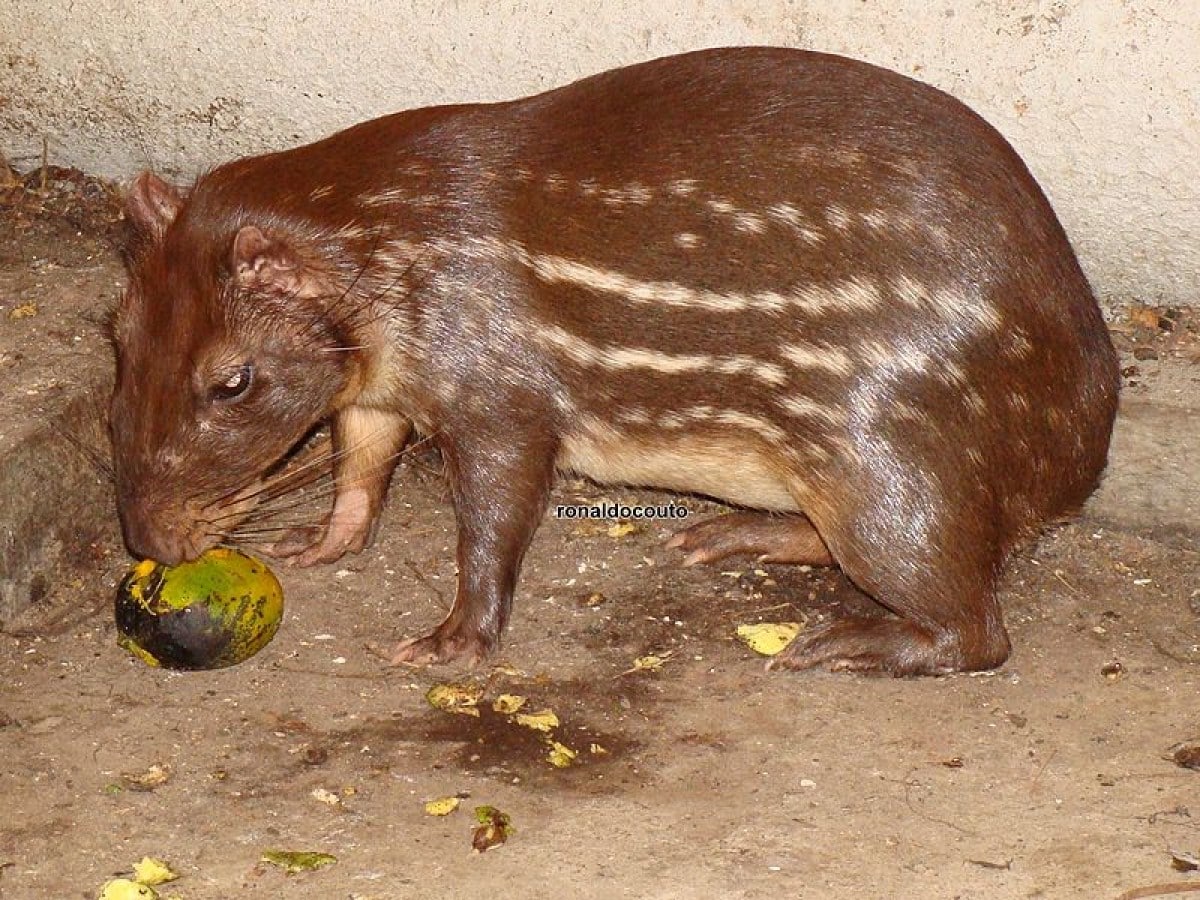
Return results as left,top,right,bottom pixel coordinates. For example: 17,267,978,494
0,175,1198,900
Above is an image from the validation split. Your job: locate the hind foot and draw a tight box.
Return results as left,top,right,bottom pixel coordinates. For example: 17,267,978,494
770,616,1011,677
666,512,834,567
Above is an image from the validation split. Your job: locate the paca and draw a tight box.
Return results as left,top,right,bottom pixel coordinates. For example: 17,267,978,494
109,47,1120,675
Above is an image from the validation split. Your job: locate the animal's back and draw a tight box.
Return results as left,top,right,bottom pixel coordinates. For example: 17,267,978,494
455,48,1120,543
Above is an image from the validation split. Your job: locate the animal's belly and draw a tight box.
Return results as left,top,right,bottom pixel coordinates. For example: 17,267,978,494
557,425,802,512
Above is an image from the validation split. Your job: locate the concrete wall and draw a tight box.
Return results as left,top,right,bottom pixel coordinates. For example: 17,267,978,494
2,0,1197,306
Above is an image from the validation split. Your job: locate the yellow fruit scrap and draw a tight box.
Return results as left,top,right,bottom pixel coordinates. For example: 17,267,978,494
131,858,177,886
127,560,158,605
424,682,586,771
98,880,158,900
117,638,163,667
97,857,178,900
425,681,484,717
606,522,640,538
424,796,461,816
546,740,578,768
260,850,337,874
547,740,578,768
492,693,527,714
736,622,802,656
514,709,559,732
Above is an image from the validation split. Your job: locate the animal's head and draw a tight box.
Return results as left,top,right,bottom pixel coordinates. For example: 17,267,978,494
110,172,366,564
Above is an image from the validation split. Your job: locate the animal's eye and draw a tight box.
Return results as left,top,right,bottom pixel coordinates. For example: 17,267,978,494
210,363,254,402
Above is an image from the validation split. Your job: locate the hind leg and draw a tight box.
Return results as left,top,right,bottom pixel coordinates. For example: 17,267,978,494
771,500,1012,676
666,512,835,567
770,601,1010,676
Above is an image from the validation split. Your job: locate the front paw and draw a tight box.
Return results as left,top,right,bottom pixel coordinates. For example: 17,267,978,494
262,525,323,560
390,624,495,668
262,523,366,567
294,518,374,567
265,489,379,566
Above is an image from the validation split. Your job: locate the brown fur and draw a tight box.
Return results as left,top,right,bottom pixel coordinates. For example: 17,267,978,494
109,47,1120,675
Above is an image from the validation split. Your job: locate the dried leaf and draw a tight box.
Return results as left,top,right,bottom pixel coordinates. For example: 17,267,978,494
619,651,674,676
1127,305,1160,329
1171,849,1200,872
310,787,341,806
121,764,172,792
607,522,640,538
472,806,514,852
260,850,337,874
490,663,526,677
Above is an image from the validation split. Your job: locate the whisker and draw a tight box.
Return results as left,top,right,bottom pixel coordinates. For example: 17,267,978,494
57,427,115,479
202,424,444,548
51,393,117,482
205,474,335,525
258,431,440,515
235,481,342,520
205,437,337,511
303,247,435,354
251,463,335,506
207,454,338,526
261,424,404,491
226,524,320,538
254,443,418,515
293,228,388,349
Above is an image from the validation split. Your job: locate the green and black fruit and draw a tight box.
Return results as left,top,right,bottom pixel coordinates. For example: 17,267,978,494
115,548,284,670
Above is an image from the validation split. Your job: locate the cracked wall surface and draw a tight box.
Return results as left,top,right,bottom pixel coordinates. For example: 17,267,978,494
2,0,1196,305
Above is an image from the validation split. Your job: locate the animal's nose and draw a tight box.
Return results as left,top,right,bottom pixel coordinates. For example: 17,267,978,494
115,488,202,565
119,512,182,565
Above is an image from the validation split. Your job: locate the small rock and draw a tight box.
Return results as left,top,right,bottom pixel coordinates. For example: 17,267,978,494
301,745,330,766
1167,740,1200,771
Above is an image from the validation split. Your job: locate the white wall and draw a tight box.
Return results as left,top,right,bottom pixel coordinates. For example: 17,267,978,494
2,0,1197,305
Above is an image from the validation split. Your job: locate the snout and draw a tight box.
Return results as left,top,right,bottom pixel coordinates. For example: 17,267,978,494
116,490,216,565
114,474,267,565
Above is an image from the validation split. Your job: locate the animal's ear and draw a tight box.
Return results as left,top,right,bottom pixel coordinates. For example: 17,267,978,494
232,225,323,298
125,172,183,240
